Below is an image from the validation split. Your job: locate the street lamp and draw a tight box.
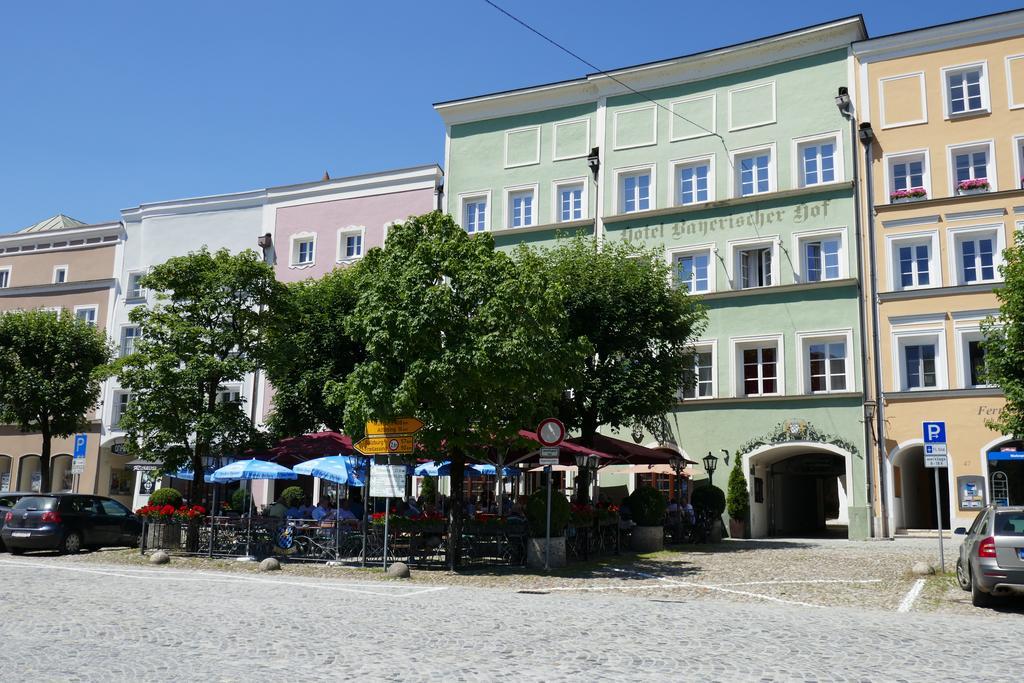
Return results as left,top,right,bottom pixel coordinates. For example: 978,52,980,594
834,86,851,114
703,451,719,485
574,453,590,503
586,147,600,180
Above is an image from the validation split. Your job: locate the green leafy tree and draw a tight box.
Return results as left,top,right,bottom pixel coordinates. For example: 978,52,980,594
983,229,1024,437
117,248,283,508
338,211,579,569
540,237,707,500
264,267,363,437
0,310,111,493
727,458,750,522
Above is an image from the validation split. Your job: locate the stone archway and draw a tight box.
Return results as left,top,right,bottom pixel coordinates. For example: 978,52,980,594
887,439,953,532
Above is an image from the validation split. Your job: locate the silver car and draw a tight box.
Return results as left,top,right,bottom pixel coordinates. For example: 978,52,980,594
955,505,1024,607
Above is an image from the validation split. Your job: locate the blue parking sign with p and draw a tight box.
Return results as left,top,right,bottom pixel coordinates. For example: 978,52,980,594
923,421,946,444
73,434,88,459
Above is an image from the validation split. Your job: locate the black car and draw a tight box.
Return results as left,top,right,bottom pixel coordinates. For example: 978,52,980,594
0,492,35,551
1,494,142,554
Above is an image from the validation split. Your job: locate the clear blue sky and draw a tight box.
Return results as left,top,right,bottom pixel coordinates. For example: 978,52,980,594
1,0,1020,231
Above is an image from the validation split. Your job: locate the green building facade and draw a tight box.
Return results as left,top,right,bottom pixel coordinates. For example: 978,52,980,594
437,17,872,539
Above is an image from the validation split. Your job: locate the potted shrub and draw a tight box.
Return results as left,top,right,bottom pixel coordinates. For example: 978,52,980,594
628,486,667,552
230,487,251,514
692,484,727,542
525,488,570,569
137,488,194,550
726,459,750,539
957,178,990,195
889,187,927,203
279,486,305,509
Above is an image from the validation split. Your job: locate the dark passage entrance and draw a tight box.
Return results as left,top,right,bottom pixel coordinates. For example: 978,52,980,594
767,453,846,537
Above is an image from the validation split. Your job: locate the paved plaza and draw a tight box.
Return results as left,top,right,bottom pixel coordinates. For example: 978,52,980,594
1,548,1022,682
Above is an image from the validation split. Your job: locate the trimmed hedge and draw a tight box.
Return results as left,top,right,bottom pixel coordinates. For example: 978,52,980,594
692,484,726,517
726,459,750,522
526,488,571,538
279,486,305,508
230,487,251,513
148,487,183,508
628,485,667,526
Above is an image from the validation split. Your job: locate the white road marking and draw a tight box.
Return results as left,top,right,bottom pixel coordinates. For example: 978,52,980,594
897,578,926,613
712,579,883,587
0,558,447,598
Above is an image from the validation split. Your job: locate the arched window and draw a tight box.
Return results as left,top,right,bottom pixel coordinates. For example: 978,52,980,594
51,454,73,493
0,455,12,492
18,454,41,492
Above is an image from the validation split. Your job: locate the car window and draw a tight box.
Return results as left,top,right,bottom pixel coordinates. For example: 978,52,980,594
62,498,98,515
14,496,57,511
994,512,1024,536
99,499,129,517
0,496,20,508
967,510,988,537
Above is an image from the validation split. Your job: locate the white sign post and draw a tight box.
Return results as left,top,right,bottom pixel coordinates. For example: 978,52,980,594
923,421,948,572
536,418,566,571
370,462,406,570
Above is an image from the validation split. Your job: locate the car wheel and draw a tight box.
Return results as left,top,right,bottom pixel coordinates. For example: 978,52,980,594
971,570,994,608
956,559,971,591
61,531,83,555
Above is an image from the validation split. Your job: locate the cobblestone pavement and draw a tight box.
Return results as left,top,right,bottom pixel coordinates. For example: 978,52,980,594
1,553,1022,682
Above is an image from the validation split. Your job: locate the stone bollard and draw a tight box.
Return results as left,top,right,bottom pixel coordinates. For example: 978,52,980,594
259,557,282,572
386,562,411,579
149,550,170,565
911,561,935,576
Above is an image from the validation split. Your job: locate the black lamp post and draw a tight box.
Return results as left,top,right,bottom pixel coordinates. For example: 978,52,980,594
574,453,590,504
669,454,685,503
703,451,719,486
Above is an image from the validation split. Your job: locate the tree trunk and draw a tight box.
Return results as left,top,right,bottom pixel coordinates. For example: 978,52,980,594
447,446,466,571
39,421,52,494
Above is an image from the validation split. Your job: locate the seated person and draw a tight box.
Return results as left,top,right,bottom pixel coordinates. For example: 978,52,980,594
298,498,315,519
312,498,331,521
266,498,287,519
337,499,357,521
286,501,302,519
406,497,422,516
348,492,364,520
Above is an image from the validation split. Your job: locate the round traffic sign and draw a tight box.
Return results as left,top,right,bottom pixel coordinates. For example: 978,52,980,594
537,418,566,447
388,438,400,452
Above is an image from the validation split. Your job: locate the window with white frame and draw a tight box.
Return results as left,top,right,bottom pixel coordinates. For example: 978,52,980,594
619,169,652,213
802,335,849,393
112,392,131,429
887,152,928,200
680,345,714,399
554,181,584,222
291,236,315,266
507,188,536,228
887,233,939,291
735,149,772,197
217,386,242,404
673,158,712,206
796,137,838,187
126,271,145,300
893,329,946,391
950,143,993,194
957,328,989,388
738,246,773,289
53,266,67,284
903,343,938,389
953,228,1000,285
802,236,842,282
741,344,779,396
338,228,364,261
74,307,97,326
0,267,9,289
461,195,488,233
672,249,712,293
944,64,988,116
120,326,141,357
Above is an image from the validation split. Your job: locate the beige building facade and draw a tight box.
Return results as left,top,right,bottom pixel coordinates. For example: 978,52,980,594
853,10,1024,534
0,216,126,503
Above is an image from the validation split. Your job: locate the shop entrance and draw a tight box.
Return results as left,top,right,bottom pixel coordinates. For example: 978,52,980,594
892,445,950,531
747,444,850,539
987,447,1024,506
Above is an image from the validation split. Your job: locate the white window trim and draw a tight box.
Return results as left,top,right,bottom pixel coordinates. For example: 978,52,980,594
612,164,657,215
550,177,588,224
726,235,780,290
381,219,403,246
946,139,998,194
288,232,317,269
791,227,849,283
666,243,718,293
946,223,1006,286
0,265,10,289
727,82,777,132
681,339,718,400
125,270,147,301
111,390,131,430
72,305,98,325
729,143,777,198
612,105,658,151
217,383,244,403
891,327,948,392
503,126,541,168
1006,55,1024,110
941,60,991,119
791,131,844,188
953,322,994,389
883,149,932,202
458,190,492,234
1013,135,1024,191
52,265,69,284
119,324,141,357
336,226,366,263
669,154,716,207
669,94,717,142
729,333,785,398
551,119,591,162
795,328,855,395
884,230,942,292
503,183,540,230
878,72,928,129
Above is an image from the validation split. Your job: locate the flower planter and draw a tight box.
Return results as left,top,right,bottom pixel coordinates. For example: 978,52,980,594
630,525,664,553
891,196,926,204
527,536,566,569
729,518,748,540
145,522,181,550
958,188,988,196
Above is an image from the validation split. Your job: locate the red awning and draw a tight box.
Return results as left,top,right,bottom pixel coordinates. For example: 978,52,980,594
509,429,620,467
567,433,697,466
247,431,355,466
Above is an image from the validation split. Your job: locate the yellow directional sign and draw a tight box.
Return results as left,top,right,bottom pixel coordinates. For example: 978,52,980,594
354,435,415,456
365,418,424,436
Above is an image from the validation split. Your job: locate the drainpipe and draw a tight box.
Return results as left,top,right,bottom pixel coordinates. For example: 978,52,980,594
250,234,274,427
859,122,890,539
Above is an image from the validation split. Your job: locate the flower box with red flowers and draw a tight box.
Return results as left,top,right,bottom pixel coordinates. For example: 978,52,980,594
889,187,927,203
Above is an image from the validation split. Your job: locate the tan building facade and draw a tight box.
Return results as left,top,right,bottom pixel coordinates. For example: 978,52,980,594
853,11,1024,534
0,216,126,502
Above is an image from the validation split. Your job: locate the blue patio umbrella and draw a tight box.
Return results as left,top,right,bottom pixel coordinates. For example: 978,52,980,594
170,467,216,484
292,456,366,487
471,463,521,477
211,459,297,560
413,460,482,478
